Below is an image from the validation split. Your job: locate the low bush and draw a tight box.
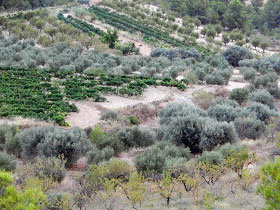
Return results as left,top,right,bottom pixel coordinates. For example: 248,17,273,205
199,120,238,151
223,45,252,67
94,133,125,156
159,107,238,152
214,97,239,108
208,104,241,122
100,110,119,121
197,143,243,165
32,157,66,183
192,90,215,110
159,103,207,126
126,116,140,125
257,156,280,210
0,124,19,145
135,142,190,175
205,72,225,85
249,89,275,109
89,126,104,143
234,117,266,139
101,158,131,179
229,88,249,105
46,192,71,210
242,67,256,81
4,133,21,158
117,126,155,149
244,102,278,122
0,152,16,171
20,126,90,165
86,146,114,165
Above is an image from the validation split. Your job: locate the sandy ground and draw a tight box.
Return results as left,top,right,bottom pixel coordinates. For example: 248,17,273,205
90,0,102,6
65,101,101,128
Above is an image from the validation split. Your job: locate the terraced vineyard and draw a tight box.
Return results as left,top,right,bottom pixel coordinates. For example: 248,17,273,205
0,67,188,125
89,6,211,55
58,13,105,36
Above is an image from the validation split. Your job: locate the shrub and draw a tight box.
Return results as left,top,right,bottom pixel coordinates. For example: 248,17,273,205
159,103,207,126
135,142,190,175
242,67,256,81
117,127,155,149
223,46,252,67
100,110,119,121
234,117,266,139
159,104,237,152
196,150,224,165
192,90,215,110
0,152,16,171
0,171,47,209
205,72,225,85
249,89,275,109
20,126,90,165
229,88,249,104
4,133,21,158
89,126,104,143
197,143,244,165
208,104,241,122
126,116,140,125
101,158,131,179
257,156,280,210
199,120,238,151
32,157,66,183
95,133,125,156
159,114,204,152
0,124,19,145
86,146,114,165
46,192,71,210
214,97,239,108
244,102,278,122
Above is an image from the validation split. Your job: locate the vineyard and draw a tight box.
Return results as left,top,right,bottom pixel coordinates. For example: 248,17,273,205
0,67,188,125
89,6,211,55
58,13,105,36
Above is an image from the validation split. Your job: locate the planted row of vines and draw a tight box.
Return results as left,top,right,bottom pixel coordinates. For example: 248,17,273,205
89,6,211,55
57,13,105,36
0,67,188,125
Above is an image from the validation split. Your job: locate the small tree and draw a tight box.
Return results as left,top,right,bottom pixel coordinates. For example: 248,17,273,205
201,28,207,37
194,18,201,28
206,29,216,39
155,171,178,208
260,41,269,53
100,28,119,49
214,25,222,36
251,38,260,49
222,33,230,46
257,156,280,210
119,172,147,210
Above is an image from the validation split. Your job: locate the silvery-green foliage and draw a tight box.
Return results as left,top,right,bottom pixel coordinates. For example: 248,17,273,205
135,141,190,174
234,117,266,139
244,102,278,122
249,89,276,109
117,126,155,149
214,98,239,108
208,104,241,122
20,126,90,165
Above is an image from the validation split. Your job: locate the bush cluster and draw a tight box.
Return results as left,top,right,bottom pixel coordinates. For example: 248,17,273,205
19,126,90,165
223,46,252,67
135,141,190,175
158,103,238,152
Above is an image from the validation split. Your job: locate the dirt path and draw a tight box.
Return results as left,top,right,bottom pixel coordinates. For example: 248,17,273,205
90,0,102,6
65,101,101,128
